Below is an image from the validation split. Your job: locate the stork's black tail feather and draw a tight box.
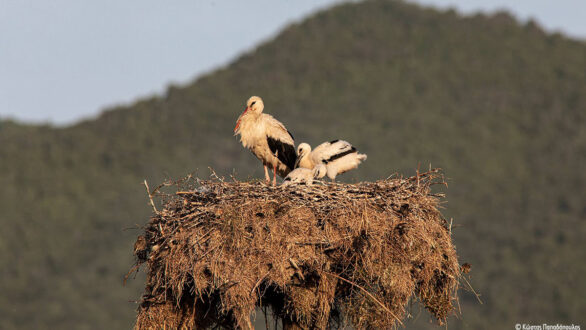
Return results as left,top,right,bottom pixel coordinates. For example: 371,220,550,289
267,137,297,171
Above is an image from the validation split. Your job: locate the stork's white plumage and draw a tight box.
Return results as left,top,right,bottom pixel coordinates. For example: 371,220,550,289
282,164,326,186
296,140,367,182
234,96,296,186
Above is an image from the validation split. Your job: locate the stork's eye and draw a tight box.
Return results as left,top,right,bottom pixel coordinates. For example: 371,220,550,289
251,101,256,106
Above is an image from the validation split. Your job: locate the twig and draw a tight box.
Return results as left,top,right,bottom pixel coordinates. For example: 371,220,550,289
462,275,483,304
295,241,331,247
198,242,221,260
288,258,305,280
416,162,421,188
176,191,195,195
151,180,173,195
144,179,158,213
209,167,224,182
122,224,143,231
123,264,141,286
250,271,270,295
325,272,404,326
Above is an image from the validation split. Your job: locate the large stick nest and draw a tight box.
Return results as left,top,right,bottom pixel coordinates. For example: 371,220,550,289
131,169,461,329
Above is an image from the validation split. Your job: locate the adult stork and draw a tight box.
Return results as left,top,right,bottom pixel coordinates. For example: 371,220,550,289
295,140,367,182
234,96,296,186
282,164,327,186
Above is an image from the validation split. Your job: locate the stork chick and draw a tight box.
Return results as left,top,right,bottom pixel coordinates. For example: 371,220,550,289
296,140,367,182
234,96,296,186
282,164,327,186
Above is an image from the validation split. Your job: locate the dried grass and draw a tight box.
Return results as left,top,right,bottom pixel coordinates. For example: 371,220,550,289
131,169,461,329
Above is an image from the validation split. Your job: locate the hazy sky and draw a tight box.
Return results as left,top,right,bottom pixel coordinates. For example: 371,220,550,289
1,0,585,125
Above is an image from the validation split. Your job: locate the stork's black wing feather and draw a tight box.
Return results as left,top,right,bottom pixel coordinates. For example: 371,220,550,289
267,137,297,170
323,147,357,164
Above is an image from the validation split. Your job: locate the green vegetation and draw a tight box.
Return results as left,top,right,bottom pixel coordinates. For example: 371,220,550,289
1,0,585,328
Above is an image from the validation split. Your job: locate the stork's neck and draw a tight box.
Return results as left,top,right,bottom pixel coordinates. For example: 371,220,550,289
237,110,264,138
245,110,262,120
298,153,314,169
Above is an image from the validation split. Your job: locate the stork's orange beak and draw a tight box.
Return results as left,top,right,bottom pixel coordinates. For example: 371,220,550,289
234,107,249,133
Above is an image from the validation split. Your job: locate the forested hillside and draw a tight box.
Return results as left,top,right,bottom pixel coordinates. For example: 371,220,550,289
1,0,585,328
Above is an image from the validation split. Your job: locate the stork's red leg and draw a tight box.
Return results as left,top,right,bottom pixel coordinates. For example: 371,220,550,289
264,165,270,183
272,164,277,186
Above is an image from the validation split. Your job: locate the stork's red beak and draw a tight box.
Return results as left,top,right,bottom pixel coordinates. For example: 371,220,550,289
234,107,249,133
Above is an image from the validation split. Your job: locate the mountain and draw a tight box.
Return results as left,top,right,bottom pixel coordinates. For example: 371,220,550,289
1,0,585,328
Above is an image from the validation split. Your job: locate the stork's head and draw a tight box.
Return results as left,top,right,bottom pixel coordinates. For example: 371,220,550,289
296,143,311,158
235,96,264,133
294,143,312,168
246,96,264,113
313,164,327,179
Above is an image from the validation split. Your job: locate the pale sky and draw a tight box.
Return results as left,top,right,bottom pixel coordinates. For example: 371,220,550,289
1,0,584,125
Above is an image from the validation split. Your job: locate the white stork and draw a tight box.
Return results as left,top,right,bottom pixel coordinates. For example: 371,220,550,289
282,164,327,186
234,96,297,186
296,140,367,182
